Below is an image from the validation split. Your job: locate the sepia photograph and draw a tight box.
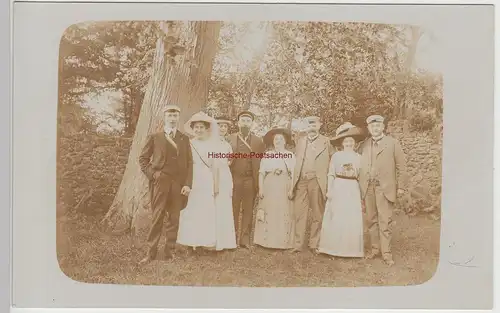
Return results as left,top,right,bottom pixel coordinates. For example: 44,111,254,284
55,19,444,288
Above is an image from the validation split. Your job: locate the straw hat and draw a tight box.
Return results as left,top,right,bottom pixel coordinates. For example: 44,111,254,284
263,127,292,147
330,122,365,146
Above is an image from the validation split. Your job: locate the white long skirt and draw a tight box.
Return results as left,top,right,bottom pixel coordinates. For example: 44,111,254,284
177,163,217,248
214,164,237,250
318,178,364,257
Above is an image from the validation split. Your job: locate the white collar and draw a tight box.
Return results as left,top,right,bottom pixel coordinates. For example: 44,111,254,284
164,128,177,135
308,133,319,141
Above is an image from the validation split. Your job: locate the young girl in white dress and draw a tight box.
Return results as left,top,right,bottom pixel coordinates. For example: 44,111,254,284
318,122,366,259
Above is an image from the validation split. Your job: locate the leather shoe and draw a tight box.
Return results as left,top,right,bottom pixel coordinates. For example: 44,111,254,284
365,250,380,259
138,255,153,265
163,249,173,261
383,257,395,266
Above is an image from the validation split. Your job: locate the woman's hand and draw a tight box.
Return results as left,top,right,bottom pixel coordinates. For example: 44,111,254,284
180,186,191,196
287,189,294,200
361,200,366,213
326,192,332,201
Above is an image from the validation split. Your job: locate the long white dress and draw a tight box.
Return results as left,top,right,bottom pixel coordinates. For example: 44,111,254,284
253,150,296,249
318,150,364,257
214,139,237,250
177,138,217,248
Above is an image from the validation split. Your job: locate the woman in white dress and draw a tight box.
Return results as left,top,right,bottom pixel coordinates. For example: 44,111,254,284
214,116,237,251
177,112,218,250
253,128,296,249
177,112,236,252
318,122,366,259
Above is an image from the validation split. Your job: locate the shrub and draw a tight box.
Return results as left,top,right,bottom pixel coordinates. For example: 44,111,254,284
409,110,435,132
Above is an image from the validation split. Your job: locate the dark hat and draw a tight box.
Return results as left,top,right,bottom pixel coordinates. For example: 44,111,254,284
237,110,255,121
330,122,366,146
263,127,292,147
215,116,232,124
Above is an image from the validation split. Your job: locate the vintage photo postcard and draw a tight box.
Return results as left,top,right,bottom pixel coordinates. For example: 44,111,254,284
12,2,494,310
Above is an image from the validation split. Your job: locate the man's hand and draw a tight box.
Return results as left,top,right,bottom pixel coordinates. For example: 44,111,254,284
287,189,294,200
181,186,191,196
258,189,264,199
153,171,161,180
397,188,405,197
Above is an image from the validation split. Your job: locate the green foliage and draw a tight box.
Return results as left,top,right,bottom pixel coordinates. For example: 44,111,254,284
59,21,160,135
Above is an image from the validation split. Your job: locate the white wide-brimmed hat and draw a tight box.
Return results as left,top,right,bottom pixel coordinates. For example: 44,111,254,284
330,122,365,146
184,111,215,136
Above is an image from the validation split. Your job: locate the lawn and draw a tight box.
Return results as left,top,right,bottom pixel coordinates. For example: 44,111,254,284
57,211,440,287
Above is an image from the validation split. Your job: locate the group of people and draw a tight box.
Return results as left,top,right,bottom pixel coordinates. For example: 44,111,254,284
138,103,407,267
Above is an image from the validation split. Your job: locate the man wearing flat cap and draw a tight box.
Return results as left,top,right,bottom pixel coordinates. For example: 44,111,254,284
358,114,408,266
290,116,334,253
227,110,265,249
138,104,193,264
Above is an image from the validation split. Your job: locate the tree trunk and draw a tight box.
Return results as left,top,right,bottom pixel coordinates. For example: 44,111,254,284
102,21,221,234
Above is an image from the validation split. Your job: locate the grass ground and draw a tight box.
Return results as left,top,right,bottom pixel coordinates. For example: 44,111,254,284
57,211,440,287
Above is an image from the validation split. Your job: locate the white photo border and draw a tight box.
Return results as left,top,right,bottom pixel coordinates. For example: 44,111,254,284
10,1,496,311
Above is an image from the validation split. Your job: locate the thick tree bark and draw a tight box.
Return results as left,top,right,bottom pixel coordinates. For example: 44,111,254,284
102,21,221,234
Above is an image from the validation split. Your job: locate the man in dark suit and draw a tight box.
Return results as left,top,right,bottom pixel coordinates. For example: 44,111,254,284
138,104,193,264
228,111,265,249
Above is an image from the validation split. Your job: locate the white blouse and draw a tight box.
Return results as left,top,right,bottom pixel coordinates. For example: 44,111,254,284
259,150,296,175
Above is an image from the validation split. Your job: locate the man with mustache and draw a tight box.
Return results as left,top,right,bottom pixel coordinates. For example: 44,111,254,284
227,111,265,249
290,116,334,254
358,114,408,266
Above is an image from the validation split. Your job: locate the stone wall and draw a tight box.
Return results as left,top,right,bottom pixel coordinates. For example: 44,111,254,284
386,120,442,215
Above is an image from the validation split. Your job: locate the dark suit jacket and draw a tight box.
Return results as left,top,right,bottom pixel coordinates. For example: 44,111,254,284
139,131,193,189
228,132,265,189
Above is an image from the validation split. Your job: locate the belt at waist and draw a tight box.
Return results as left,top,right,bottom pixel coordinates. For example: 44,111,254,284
300,172,316,180
336,174,358,180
